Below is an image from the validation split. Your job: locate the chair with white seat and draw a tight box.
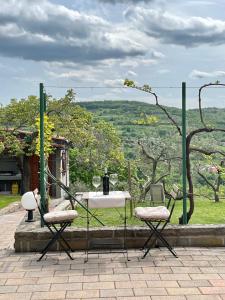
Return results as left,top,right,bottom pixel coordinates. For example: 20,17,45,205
33,190,79,261
134,183,179,258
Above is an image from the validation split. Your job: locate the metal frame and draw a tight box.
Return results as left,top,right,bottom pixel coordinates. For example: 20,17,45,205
35,193,74,261
140,196,178,259
84,194,129,262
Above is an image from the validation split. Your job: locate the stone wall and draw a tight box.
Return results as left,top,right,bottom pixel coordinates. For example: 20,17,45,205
15,216,225,252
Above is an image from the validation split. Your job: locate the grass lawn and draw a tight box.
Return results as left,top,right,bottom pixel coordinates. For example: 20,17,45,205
73,198,225,227
0,194,20,209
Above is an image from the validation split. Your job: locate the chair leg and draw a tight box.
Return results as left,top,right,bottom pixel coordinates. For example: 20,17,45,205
37,223,74,261
140,221,161,250
52,224,74,252
142,221,177,259
147,221,177,258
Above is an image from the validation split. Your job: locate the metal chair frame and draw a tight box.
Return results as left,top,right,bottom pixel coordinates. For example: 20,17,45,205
140,184,178,259
34,191,75,261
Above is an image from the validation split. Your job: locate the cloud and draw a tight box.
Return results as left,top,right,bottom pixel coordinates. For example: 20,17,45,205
103,79,124,87
190,69,225,79
98,0,154,4
127,70,137,77
125,7,225,47
0,0,147,63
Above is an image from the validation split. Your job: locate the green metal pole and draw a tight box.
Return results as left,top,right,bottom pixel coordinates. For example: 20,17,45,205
182,82,187,224
40,83,46,224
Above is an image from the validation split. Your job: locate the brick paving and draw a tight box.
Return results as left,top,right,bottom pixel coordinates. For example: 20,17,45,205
1,212,225,299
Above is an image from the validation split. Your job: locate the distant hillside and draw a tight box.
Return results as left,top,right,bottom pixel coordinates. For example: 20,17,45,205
79,100,225,158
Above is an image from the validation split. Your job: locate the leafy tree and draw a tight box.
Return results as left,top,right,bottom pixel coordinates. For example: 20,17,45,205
0,90,125,187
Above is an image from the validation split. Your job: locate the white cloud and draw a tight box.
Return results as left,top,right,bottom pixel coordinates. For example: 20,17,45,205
0,0,147,63
127,70,137,77
125,7,225,47
103,79,124,87
190,69,225,79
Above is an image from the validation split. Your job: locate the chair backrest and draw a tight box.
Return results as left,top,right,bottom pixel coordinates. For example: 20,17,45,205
149,183,165,205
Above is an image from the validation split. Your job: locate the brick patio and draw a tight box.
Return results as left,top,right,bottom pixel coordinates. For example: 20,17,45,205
1,211,225,299
1,247,225,299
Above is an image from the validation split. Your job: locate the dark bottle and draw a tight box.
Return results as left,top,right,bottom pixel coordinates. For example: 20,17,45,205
103,167,109,195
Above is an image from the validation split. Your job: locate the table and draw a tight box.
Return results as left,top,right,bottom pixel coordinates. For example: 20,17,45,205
81,191,131,262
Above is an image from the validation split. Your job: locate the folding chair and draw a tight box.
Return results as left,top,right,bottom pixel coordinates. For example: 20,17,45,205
33,190,79,261
134,184,178,258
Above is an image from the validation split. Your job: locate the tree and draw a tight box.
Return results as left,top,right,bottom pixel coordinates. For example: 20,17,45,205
0,90,125,187
197,156,225,202
124,79,225,223
137,136,180,200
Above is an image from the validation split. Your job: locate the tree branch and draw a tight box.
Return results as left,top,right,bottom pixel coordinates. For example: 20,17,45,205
197,170,216,191
125,82,182,136
138,140,155,161
199,82,225,127
190,147,225,157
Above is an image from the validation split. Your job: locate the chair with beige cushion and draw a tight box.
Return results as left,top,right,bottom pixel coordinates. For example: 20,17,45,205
34,190,79,261
134,183,179,259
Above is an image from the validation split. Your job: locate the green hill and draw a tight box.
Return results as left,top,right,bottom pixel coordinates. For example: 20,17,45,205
79,100,225,158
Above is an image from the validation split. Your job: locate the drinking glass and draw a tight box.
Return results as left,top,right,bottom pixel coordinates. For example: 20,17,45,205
110,173,118,191
92,176,101,196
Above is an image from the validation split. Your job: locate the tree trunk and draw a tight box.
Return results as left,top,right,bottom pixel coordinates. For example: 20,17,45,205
179,136,194,224
214,192,219,202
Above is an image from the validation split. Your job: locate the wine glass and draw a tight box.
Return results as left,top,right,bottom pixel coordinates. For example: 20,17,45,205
92,176,101,196
110,173,118,191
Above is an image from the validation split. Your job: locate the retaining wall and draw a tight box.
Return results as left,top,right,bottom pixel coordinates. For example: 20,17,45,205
14,216,225,252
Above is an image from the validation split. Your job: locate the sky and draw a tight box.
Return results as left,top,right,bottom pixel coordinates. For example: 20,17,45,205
0,0,225,108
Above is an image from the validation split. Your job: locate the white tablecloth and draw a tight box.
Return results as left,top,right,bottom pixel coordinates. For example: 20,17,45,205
87,191,128,208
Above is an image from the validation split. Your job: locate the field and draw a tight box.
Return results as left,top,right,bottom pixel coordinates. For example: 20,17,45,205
0,194,20,209
73,197,225,227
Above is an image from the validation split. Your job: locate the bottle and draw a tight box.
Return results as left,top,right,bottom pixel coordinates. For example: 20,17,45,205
103,167,109,195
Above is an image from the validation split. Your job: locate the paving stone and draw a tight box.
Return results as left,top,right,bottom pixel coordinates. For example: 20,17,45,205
160,274,191,280
181,260,210,267
6,278,38,285
167,287,201,295
130,273,160,281
100,288,134,297
200,286,225,294
84,267,113,275
31,291,66,299
68,275,98,283
151,297,186,300
115,280,147,289
209,279,225,286
50,282,82,291
189,273,222,280
17,284,50,293
171,267,201,273
37,276,69,284
114,267,143,274
118,297,151,300
178,280,211,287
0,285,18,293
99,274,130,281
83,281,114,290
134,287,167,296
0,292,32,300
147,280,179,288
66,289,99,299
186,296,222,300
0,272,25,279
143,267,172,274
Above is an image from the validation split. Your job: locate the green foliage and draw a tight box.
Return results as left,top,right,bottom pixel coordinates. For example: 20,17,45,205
35,114,54,158
132,113,159,125
0,90,125,187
